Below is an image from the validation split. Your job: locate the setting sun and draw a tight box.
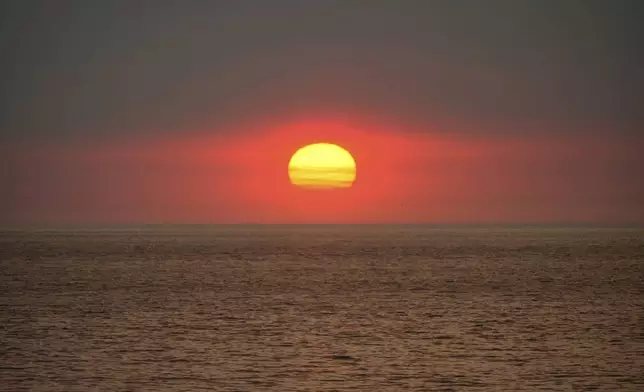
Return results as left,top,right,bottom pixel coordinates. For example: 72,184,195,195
288,143,356,189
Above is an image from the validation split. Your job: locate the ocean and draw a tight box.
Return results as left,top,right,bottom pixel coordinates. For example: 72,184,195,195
1,226,642,391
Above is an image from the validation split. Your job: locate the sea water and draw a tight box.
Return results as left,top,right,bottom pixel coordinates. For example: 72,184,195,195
1,226,642,391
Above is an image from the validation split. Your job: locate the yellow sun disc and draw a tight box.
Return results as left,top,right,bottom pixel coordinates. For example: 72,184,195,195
288,143,356,189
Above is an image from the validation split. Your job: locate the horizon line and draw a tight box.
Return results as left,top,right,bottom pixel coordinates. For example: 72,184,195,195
1,222,643,230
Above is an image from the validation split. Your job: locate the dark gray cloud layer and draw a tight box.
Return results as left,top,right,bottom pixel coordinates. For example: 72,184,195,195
1,0,643,141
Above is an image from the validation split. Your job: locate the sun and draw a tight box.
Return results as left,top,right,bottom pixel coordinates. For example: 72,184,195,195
288,143,356,189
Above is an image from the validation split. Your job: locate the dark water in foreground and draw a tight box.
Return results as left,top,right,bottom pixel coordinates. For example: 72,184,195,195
1,226,643,391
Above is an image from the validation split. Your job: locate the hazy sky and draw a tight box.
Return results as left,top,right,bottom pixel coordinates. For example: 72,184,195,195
1,0,643,224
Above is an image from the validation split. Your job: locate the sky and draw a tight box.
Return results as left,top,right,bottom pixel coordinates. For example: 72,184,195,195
1,0,643,225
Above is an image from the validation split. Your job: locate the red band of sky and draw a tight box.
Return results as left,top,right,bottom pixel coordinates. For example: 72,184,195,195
2,118,643,225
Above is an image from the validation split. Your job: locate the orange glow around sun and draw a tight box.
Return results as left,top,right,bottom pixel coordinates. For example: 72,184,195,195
288,143,356,189
15,117,629,224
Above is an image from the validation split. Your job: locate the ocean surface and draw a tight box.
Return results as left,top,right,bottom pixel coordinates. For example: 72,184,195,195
1,226,642,391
